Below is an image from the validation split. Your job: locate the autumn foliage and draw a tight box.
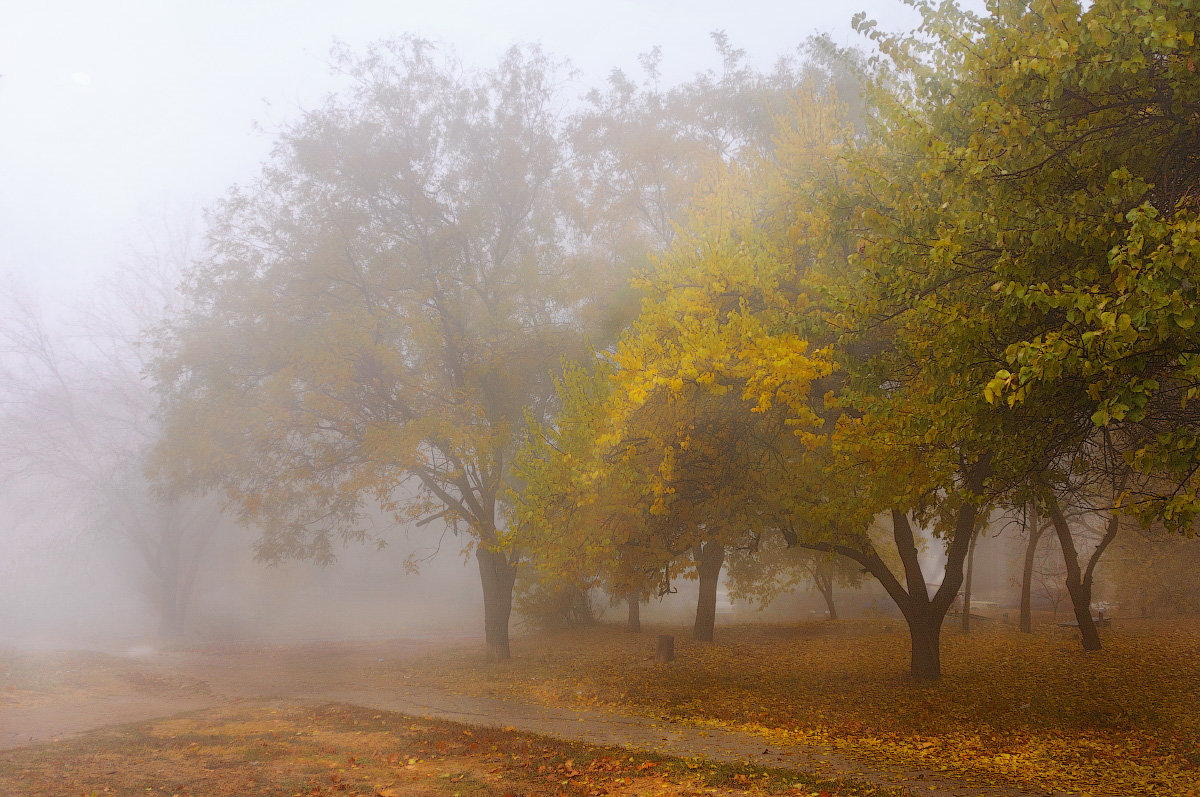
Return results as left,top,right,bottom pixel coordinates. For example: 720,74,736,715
148,0,1200,688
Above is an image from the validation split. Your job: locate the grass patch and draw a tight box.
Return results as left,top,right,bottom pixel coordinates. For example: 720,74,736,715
0,700,900,796
395,618,1200,796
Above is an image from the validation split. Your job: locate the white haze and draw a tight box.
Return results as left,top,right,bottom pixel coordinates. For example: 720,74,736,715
0,0,939,295
0,0,1007,651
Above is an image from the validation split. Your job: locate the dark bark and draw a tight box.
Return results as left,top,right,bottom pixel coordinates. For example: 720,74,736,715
795,506,965,681
1019,502,1043,633
1045,497,1101,651
1084,513,1120,609
907,607,942,680
692,541,725,642
961,531,977,634
788,456,989,681
813,565,838,620
477,546,517,661
811,460,988,676
890,507,959,682
885,507,951,681
626,589,641,632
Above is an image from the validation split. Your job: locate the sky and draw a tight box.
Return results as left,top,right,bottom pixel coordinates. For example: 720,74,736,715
0,0,932,297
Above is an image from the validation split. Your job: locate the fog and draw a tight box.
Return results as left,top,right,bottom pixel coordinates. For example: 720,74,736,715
1,6,1197,794
1,0,1021,658
2,0,929,297
0,488,486,650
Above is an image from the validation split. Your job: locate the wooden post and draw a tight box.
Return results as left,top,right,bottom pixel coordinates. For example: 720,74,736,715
655,634,675,663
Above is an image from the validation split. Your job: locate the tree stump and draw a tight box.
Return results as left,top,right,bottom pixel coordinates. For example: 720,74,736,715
655,634,675,663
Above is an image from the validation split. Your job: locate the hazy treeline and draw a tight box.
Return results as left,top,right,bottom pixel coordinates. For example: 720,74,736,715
4,1,1200,682
506,0,1200,682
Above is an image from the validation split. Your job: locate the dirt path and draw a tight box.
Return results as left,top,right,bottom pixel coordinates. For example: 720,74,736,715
0,640,1069,797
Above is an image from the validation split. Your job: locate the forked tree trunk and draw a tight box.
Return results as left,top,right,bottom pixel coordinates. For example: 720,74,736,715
888,499,982,681
1019,503,1043,633
822,588,838,620
813,565,838,620
150,514,191,641
626,589,641,632
790,457,990,682
1045,496,1118,652
477,546,517,662
141,500,216,643
961,532,977,634
692,542,725,642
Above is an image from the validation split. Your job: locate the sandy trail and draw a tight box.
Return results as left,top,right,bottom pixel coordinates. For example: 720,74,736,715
0,638,1068,797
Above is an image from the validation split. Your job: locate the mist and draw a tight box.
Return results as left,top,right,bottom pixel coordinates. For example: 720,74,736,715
1,0,938,657
2,4,1197,794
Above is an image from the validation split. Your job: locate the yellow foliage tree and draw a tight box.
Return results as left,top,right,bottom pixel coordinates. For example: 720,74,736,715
512,84,848,642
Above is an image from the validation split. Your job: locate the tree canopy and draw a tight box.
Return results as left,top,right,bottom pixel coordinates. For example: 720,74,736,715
154,39,580,660
150,1,1200,678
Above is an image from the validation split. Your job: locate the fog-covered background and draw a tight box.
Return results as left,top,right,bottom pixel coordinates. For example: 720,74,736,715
9,0,1156,654
2,0,926,296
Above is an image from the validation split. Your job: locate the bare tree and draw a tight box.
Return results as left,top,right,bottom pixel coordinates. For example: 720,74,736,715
0,217,221,639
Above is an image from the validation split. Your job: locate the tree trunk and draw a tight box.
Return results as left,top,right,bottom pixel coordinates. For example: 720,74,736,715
477,546,516,662
796,506,967,681
626,589,641,632
692,542,725,642
814,566,837,620
784,453,989,683
142,499,216,643
961,531,977,634
1019,502,1043,633
890,458,988,680
823,589,838,621
906,608,942,681
1046,497,1101,651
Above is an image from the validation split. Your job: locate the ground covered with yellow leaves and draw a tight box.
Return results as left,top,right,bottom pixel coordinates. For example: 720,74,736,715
395,618,1200,796
0,700,899,796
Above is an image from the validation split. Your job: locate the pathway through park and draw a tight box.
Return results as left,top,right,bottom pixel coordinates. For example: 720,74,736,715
1,638,1068,797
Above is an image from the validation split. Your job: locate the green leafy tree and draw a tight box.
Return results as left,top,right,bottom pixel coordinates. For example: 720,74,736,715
153,39,578,661
513,49,853,642
725,532,865,620
844,0,1199,653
